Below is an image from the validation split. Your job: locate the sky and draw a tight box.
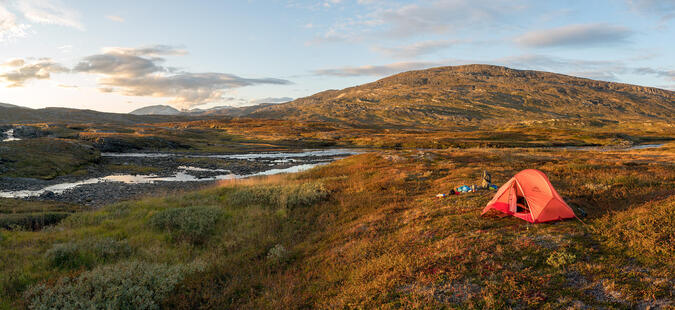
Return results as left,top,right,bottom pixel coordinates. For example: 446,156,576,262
0,0,673,113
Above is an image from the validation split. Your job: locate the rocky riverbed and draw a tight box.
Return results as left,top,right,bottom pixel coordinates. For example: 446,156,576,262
0,149,360,206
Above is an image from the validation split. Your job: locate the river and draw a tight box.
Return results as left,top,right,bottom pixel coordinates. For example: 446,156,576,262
0,148,361,204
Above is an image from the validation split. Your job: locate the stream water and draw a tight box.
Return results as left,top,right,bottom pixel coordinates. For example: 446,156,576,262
0,149,361,199
1,129,20,142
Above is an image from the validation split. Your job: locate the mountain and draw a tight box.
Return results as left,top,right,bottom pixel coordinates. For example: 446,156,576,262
129,105,181,115
0,102,27,109
247,64,674,127
0,106,199,125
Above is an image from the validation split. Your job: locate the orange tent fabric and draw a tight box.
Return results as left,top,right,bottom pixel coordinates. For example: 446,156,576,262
481,169,575,223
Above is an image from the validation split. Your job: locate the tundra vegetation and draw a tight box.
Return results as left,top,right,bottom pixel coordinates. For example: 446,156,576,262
0,143,673,309
0,65,673,308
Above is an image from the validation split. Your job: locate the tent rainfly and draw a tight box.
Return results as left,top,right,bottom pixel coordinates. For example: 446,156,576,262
481,169,575,223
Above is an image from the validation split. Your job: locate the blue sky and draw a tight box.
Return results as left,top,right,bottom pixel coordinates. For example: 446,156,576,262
0,0,673,113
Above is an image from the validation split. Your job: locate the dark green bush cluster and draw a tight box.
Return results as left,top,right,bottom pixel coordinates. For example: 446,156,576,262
25,261,195,310
44,238,132,269
226,182,327,210
0,212,71,230
149,206,224,244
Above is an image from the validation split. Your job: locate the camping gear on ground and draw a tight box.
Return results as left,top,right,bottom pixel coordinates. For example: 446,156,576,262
481,169,575,223
436,193,446,198
481,170,491,188
457,185,471,192
449,189,456,195
489,184,498,190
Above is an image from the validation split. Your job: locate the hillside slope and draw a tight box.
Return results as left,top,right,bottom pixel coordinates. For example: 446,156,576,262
249,65,674,127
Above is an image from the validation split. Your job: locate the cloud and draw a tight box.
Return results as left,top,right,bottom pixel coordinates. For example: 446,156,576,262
378,0,522,37
313,61,448,77
1,58,26,67
515,23,632,48
625,0,675,22
0,58,69,87
633,67,675,81
372,40,460,58
102,45,188,57
16,0,83,30
249,97,293,104
74,45,292,108
309,0,525,44
105,15,125,23
0,4,29,41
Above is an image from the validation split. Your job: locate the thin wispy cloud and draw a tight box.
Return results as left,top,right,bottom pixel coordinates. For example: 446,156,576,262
372,40,461,58
74,45,292,108
0,0,81,42
515,23,632,48
105,15,125,23
0,4,29,41
249,97,293,104
309,0,525,44
16,0,83,30
313,61,448,77
625,0,675,22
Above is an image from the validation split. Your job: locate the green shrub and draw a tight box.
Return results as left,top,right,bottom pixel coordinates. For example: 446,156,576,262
44,242,92,270
44,238,132,269
89,238,133,261
149,206,224,244
0,212,71,230
25,261,196,310
545,250,576,268
226,182,327,210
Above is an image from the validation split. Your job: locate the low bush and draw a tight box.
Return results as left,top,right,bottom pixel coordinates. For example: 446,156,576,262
44,242,92,270
44,238,132,269
25,261,196,310
226,182,327,210
149,206,224,244
0,212,71,230
89,238,133,261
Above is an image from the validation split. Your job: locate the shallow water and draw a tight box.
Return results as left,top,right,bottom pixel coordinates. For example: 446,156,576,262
2,129,20,142
101,149,361,159
0,154,336,198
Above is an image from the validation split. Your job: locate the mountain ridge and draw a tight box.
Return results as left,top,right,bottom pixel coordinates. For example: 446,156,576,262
246,64,674,127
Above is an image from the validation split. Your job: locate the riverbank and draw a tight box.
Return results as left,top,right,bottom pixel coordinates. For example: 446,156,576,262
1,144,672,309
0,149,359,206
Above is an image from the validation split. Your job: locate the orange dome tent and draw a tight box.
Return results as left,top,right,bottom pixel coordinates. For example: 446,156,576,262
481,169,575,223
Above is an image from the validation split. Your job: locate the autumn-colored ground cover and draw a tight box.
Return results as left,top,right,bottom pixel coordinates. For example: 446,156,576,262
1,143,672,309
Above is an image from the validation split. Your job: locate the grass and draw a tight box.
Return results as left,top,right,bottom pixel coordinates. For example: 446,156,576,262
0,199,83,231
0,144,673,309
0,138,100,179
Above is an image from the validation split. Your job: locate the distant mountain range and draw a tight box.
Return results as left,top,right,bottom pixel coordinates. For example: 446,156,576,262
2,64,673,126
0,105,194,125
